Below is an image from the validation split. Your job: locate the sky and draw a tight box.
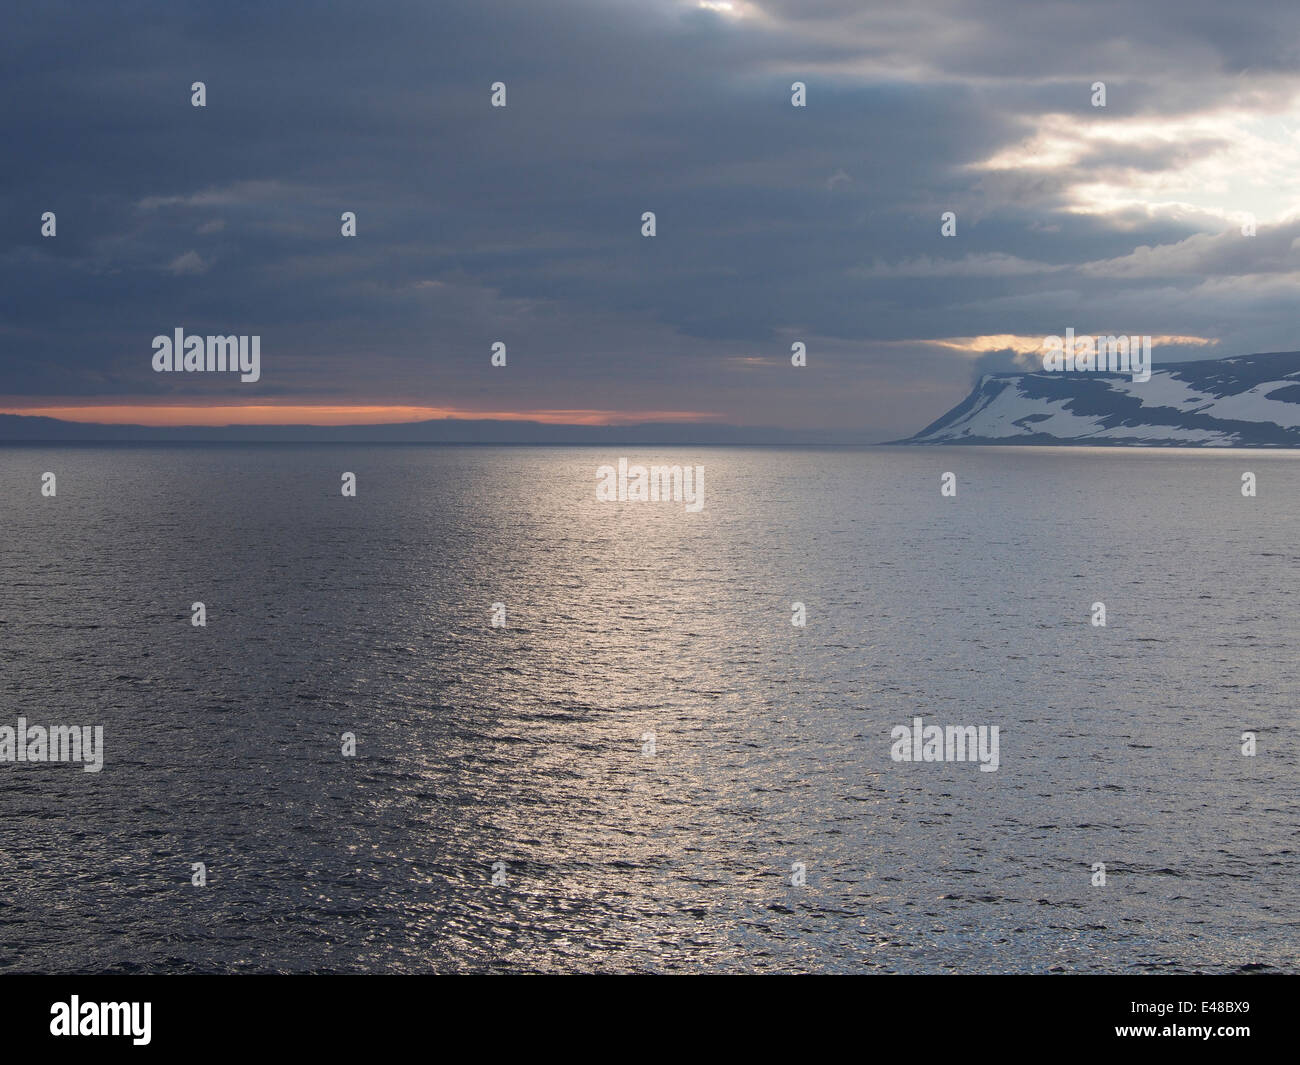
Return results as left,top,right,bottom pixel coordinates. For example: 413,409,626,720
3,0,1300,440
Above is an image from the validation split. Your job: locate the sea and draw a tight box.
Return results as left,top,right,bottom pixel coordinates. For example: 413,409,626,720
1,444,1296,973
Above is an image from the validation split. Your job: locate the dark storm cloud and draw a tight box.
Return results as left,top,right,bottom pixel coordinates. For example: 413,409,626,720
2,0,1298,438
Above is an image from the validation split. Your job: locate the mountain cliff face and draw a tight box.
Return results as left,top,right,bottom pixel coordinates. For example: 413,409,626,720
903,351,1300,447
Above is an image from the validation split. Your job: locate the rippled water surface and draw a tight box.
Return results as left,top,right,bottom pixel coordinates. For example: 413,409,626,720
1,444,1297,973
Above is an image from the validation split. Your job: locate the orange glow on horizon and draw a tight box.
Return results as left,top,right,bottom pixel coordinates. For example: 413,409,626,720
0,404,723,428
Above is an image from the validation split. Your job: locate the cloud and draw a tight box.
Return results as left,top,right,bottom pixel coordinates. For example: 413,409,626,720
1,0,1297,440
851,253,1064,279
167,250,208,275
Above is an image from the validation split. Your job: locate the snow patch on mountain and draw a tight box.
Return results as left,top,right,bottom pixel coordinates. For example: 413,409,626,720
902,351,1300,447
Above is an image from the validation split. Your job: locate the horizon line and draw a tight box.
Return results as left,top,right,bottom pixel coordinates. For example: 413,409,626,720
0,404,726,428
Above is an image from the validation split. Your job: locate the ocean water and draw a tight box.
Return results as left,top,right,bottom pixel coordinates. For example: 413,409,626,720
0,444,1296,974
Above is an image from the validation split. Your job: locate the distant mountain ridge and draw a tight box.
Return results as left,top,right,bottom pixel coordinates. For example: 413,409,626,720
0,413,847,446
901,350,1300,447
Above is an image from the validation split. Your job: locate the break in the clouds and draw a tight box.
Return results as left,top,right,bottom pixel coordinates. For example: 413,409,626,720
2,0,1298,439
